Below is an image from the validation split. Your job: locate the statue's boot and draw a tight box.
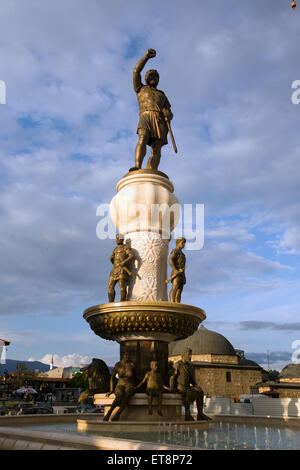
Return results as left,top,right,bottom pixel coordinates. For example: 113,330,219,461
134,137,147,170
183,400,194,421
185,413,195,422
147,394,153,415
111,406,125,421
197,413,212,421
103,400,119,421
103,409,113,422
158,395,163,416
111,396,130,421
146,141,162,170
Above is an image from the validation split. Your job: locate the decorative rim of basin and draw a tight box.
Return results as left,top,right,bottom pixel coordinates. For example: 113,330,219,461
83,301,206,342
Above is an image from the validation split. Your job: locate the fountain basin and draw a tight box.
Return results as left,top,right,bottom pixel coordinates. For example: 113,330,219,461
2,415,300,450
77,419,209,433
83,301,206,342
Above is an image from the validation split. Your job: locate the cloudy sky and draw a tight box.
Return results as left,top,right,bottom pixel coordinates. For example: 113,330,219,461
0,0,299,371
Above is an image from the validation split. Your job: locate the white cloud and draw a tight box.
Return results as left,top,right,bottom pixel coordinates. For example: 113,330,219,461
0,0,300,361
183,240,291,300
28,353,90,368
272,227,300,255
206,224,255,242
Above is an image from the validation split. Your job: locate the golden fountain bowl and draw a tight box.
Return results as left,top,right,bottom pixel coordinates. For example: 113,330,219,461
83,301,206,343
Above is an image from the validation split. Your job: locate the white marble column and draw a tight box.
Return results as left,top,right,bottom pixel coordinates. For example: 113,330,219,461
125,231,169,301
109,171,180,302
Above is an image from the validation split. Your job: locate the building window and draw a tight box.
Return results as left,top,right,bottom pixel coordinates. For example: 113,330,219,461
226,372,231,382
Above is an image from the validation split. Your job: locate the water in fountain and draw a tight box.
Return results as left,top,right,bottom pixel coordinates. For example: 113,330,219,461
21,421,300,450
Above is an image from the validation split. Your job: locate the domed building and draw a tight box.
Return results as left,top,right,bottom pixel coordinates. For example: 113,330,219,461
279,363,300,380
257,363,300,398
169,326,266,399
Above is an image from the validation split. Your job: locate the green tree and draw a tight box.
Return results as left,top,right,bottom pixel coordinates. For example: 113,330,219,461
267,369,280,381
69,372,88,389
16,362,28,375
12,362,36,388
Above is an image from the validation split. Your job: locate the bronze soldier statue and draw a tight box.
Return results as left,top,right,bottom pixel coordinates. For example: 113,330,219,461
167,238,186,303
108,234,133,302
135,360,169,416
170,348,211,421
103,352,136,422
131,48,174,171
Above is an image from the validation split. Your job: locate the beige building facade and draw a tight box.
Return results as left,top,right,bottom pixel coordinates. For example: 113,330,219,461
256,364,300,398
169,326,266,399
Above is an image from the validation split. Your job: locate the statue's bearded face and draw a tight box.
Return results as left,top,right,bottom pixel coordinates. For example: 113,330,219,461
145,70,159,87
182,350,192,362
176,238,186,250
116,234,124,245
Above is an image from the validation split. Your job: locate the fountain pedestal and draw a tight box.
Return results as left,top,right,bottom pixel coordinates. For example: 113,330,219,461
94,393,183,422
83,170,206,423
84,301,205,385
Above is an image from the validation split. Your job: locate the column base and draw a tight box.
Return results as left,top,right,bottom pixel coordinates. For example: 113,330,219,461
94,393,183,422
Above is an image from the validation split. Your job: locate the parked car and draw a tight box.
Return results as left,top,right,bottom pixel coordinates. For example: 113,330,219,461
74,404,96,414
18,405,54,415
17,406,34,415
86,405,104,414
17,403,33,410
31,406,54,414
17,403,34,415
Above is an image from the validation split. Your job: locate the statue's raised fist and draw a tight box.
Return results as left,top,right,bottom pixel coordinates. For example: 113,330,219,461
146,48,156,59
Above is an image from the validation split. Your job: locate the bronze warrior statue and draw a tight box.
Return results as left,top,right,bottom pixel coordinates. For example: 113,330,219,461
103,352,136,422
167,237,186,303
170,348,211,422
131,48,174,171
108,234,133,302
135,360,169,416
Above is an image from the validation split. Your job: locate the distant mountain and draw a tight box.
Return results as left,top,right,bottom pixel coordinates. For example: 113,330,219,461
0,359,53,374
0,360,113,375
65,365,114,372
